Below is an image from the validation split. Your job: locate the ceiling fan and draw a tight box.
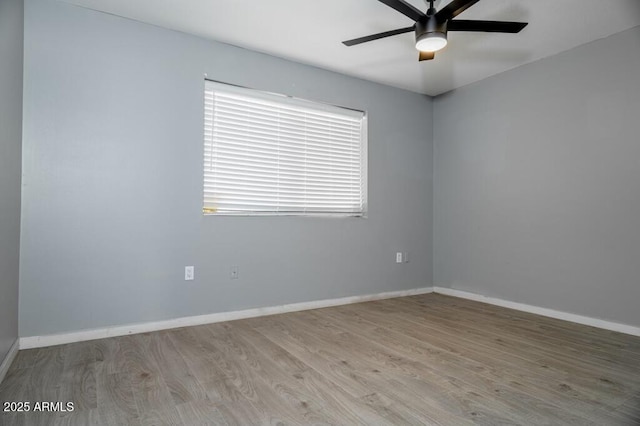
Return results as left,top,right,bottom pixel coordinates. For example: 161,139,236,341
343,0,528,61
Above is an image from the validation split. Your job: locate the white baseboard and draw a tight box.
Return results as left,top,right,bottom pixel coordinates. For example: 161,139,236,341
19,285,639,349
0,339,19,385
433,287,640,337
19,287,434,349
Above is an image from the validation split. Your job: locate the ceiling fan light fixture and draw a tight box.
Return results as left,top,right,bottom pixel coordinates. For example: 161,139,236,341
415,32,447,52
341,0,528,63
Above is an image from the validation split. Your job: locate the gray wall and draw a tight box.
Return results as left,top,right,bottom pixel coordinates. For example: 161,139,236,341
20,0,433,337
434,26,640,327
0,0,23,362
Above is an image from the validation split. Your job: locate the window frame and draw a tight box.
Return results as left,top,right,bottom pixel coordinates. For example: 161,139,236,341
203,80,368,218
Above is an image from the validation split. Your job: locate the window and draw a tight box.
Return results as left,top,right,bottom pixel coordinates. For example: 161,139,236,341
203,81,367,216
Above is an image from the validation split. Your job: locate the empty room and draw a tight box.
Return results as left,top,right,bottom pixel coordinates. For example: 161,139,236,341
1,0,640,424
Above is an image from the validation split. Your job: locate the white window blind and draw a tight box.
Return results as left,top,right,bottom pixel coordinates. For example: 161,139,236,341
203,81,367,216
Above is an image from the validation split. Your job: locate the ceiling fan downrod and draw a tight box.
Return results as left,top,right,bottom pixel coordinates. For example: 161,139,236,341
427,0,436,16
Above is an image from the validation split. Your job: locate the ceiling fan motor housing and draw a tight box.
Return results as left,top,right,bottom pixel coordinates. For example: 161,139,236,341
416,16,447,39
415,17,448,51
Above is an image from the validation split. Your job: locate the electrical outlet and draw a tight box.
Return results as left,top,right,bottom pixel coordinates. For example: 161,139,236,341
185,266,195,281
230,266,239,280
396,252,403,263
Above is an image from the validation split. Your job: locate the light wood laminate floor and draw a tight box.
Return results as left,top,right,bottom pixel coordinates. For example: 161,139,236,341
1,294,640,425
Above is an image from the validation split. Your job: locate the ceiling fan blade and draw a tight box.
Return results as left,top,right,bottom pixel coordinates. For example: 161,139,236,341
435,0,481,21
377,0,425,21
448,20,528,33
419,51,435,61
343,26,415,46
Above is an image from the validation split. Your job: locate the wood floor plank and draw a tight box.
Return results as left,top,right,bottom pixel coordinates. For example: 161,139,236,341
95,371,140,425
305,309,594,425
410,294,640,352
136,406,183,426
166,328,248,406
381,297,639,388
0,412,19,426
147,331,208,405
58,359,97,412
611,392,640,424
251,319,456,423
395,296,640,369
52,408,100,426
294,310,565,425
9,348,40,371
94,336,127,375
322,302,629,423
3,293,640,425
249,319,379,399
254,312,478,425
379,297,640,403
0,410,50,426
21,346,66,404
174,399,233,426
52,341,98,414
188,326,315,424
229,322,310,376
350,298,633,389
63,342,96,370
117,336,178,425
0,364,30,401
201,322,383,425
359,390,447,426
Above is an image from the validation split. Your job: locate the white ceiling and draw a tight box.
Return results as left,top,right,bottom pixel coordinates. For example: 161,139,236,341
62,0,640,96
